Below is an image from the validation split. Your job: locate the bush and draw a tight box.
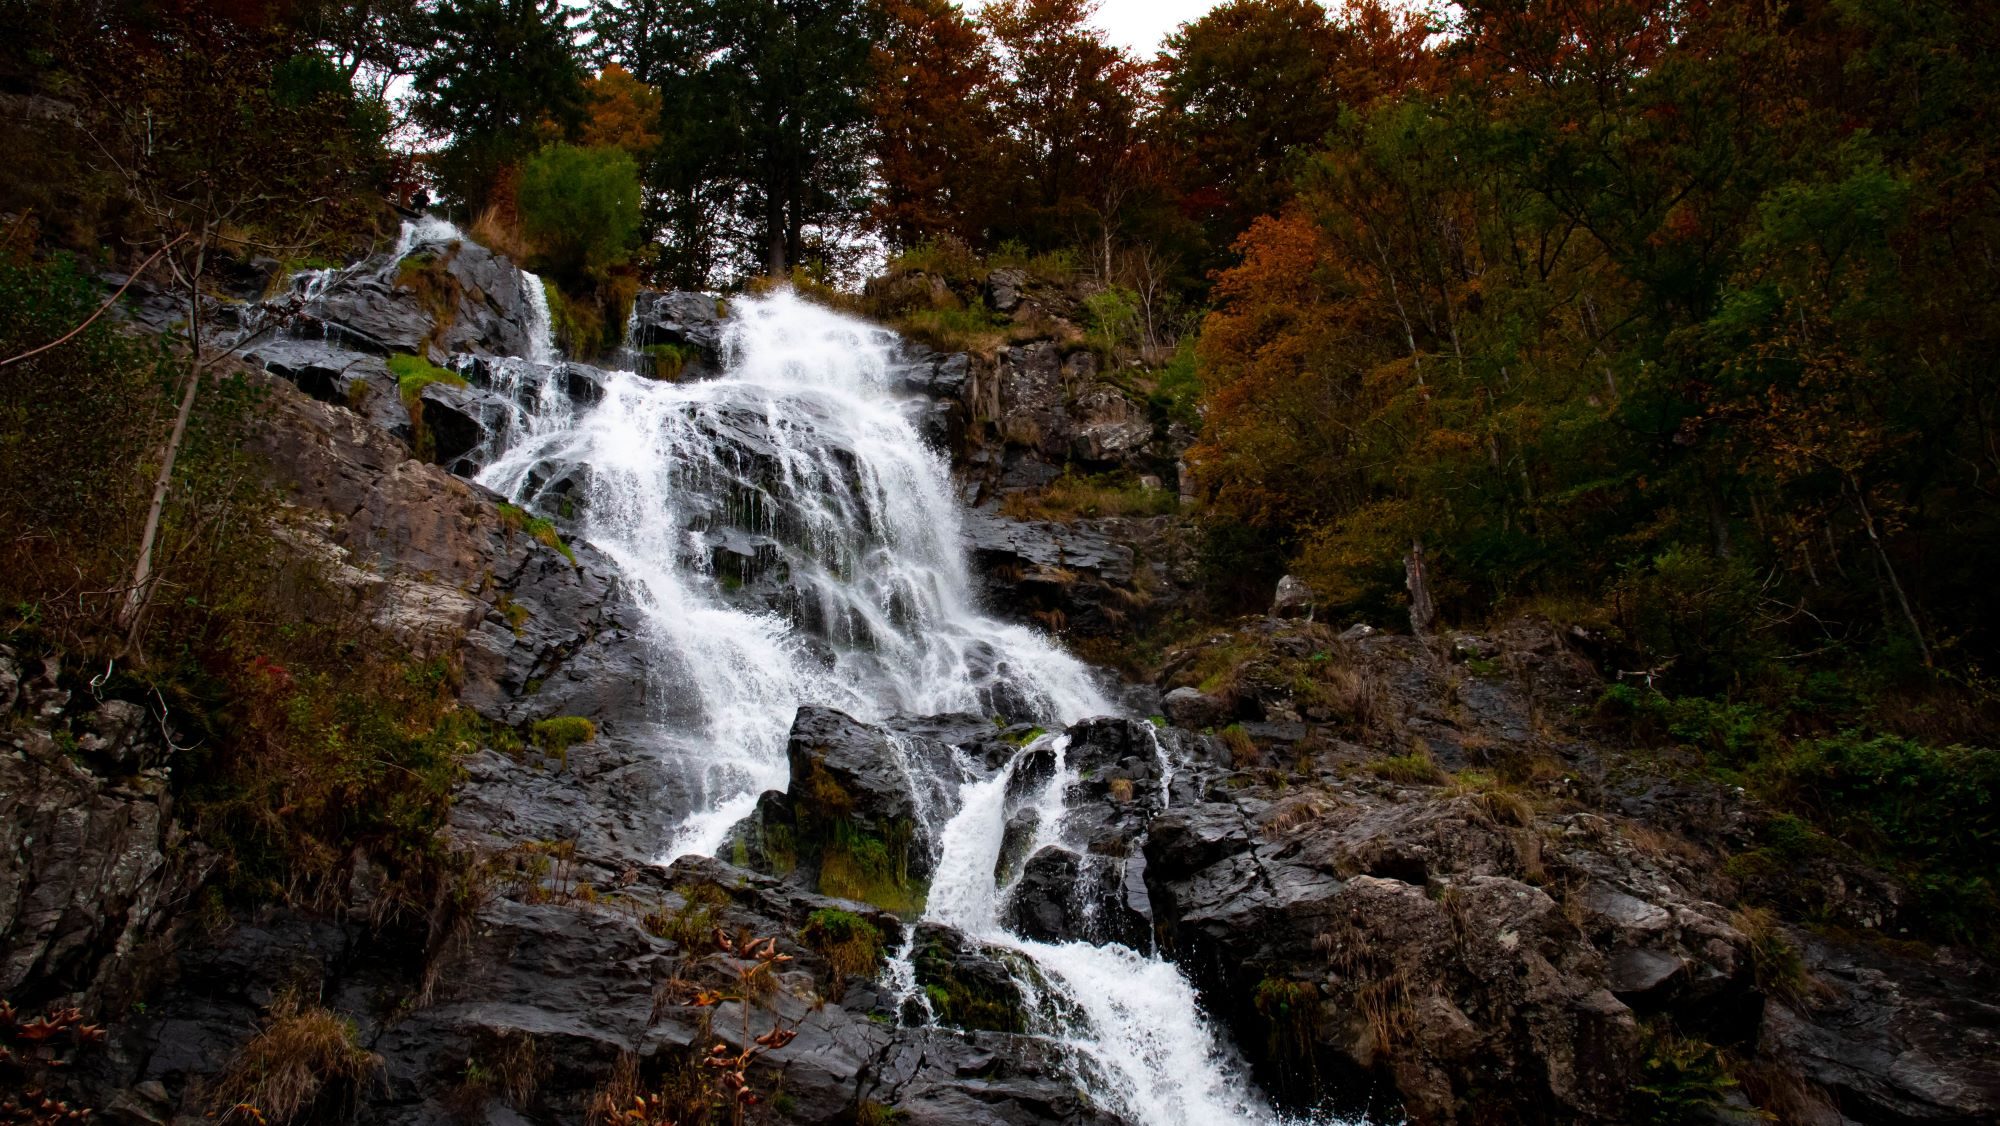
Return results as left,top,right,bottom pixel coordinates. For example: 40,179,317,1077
516,143,640,285
0,256,167,636
1084,285,1139,356
1760,730,1998,943
209,993,379,1126
797,908,884,985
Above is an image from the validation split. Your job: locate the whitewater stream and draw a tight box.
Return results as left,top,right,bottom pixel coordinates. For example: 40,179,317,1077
291,225,1337,1125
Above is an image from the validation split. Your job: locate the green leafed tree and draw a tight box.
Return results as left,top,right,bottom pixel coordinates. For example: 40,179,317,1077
517,143,643,285
645,0,878,283
410,0,587,211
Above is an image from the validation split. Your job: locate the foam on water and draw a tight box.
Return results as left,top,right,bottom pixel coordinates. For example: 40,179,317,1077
476,289,1108,860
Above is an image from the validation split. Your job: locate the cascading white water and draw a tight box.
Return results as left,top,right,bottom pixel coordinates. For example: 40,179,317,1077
477,289,1107,859
519,271,558,364
466,288,1351,1126
920,736,1297,1126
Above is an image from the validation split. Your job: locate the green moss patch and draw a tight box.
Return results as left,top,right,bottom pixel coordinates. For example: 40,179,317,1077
497,503,576,564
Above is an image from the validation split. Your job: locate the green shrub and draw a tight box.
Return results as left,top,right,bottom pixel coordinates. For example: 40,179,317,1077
645,881,729,951
1633,1022,1737,1125
497,503,575,563
889,237,985,282
1147,336,1202,428
517,143,640,284
1596,683,1780,765
387,352,466,402
1084,285,1140,356
1760,730,1998,942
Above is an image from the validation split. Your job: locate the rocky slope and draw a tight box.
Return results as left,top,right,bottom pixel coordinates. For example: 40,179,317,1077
3,228,1994,1126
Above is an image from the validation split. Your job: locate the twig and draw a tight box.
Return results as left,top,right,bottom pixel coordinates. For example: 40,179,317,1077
0,233,188,367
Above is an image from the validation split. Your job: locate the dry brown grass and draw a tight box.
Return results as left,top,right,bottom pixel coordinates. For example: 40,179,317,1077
209,993,379,1126
1107,777,1135,802
468,204,536,264
1619,820,1707,864
1732,905,1824,1004
1479,788,1536,827
585,1052,645,1126
1263,791,1337,837
1220,724,1260,768
1369,747,1446,785
1512,828,1549,885
999,472,1178,523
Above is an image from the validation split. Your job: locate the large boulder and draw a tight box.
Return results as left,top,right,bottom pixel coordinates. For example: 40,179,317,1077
1068,381,1153,464
736,706,952,913
282,228,543,362
627,290,726,378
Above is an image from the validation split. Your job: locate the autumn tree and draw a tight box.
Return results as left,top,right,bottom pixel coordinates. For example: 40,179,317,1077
980,0,1146,253
869,0,1005,250
580,63,665,154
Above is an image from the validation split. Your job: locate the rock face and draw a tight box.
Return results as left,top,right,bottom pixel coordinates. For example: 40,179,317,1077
16,231,1994,1126
1136,617,2000,1125
285,226,544,362
1271,574,1314,619
626,289,727,378
0,651,189,1013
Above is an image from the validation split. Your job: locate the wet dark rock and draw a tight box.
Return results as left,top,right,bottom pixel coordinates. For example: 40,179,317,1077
628,290,725,377
416,377,501,469
732,707,934,912
103,849,1131,1126
287,231,543,362
961,508,1140,639
0,655,188,1012
909,923,1027,1034
1162,686,1226,730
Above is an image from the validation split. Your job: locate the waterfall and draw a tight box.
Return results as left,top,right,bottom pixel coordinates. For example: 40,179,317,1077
468,288,1351,1126
920,737,1304,1126
519,271,558,364
477,289,1107,859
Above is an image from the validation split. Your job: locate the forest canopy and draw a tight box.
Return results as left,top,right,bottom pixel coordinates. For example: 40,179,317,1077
4,0,1999,715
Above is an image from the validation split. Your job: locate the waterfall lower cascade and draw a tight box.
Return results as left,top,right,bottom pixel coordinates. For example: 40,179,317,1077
466,288,1341,1126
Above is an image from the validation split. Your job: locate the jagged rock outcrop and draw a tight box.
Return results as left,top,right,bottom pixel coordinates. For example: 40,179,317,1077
1137,617,2000,1125
0,650,195,1013
626,290,726,378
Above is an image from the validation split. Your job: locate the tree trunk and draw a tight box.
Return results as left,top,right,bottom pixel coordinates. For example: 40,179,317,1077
119,236,207,646
764,189,787,278
120,356,202,643
1406,540,1436,636
1846,473,1931,666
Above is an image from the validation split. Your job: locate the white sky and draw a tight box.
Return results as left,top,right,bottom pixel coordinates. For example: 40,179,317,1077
1091,0,1221,55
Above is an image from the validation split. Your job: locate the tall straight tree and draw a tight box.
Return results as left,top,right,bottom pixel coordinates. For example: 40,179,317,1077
587,0,687,85
979,0,1145,252
869,0,1004,251
652,0,877,280
410,0,586,211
